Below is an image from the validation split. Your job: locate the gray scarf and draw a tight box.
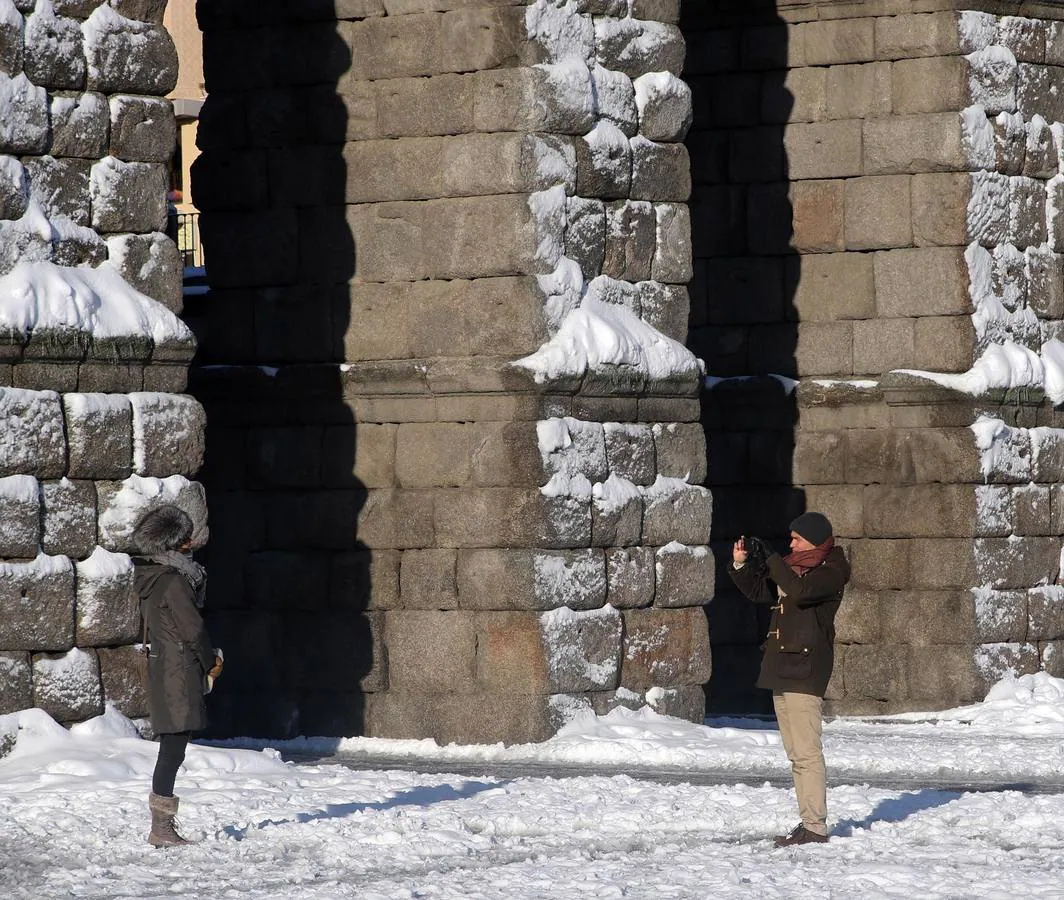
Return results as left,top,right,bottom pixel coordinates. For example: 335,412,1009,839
147,551,207,608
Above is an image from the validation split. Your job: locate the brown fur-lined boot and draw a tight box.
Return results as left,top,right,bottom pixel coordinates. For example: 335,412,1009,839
148,792,191,847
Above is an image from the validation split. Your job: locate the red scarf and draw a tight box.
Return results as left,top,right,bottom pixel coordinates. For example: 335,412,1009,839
783,537,834,576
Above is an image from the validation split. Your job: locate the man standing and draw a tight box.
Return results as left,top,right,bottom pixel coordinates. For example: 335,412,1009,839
728,512,850,847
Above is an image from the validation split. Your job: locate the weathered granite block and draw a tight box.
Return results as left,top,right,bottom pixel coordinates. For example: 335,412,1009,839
97,475,208,552
0,154,29,220
905,645,980,704
473,67,595,136
1029,586,1064,641
32,647,102,722
654,543,714,607
0,652,32,715
605,546,654,608
592,64,637,136
129,392,206,477
108,0,167,24
436,488,591,550
23,6,85,90
620,606,710,690
75,547,138,645
639,281,688,343
97,645,148,718
642,480,712,546
594,18,684,78
82,6,178,95
565,196,606,278
576,122,631,199
63,393,133,479
395,423,473,488
282,611,385,692
41,479,96,559
653,202,693,284
400,548,458,609
603,199,655,282
539,605,622,692
975,537,1062,590
109,95,176,162
104,232,182,312
652,423,708,485
603,423,655,485
591,483,642,547
89,157,167,233
321,422,396,489
873,248,971,317
24,156,91,226
0,7,22,77
785,120,863,179
457,548,607,611
973,642,1039,694
385,609,475,694
0,73,49,155
841,644,908,700
473,611,548,691
630,138,690,202
0,474,40,557
863,114,966,175
633,70,691,141
0,554,75,651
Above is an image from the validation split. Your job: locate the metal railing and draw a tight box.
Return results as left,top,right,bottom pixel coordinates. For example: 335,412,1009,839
167,210,203,269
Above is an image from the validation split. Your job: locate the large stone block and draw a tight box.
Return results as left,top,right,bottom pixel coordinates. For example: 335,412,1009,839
384,609,475,693
0,554,75,651
400,548,457,610
793,429,845,484
473,66,595,136
0,652,32,715
0,74,48,155
594,18,684,78
639,281,688,343
762,66,826,124
825,61,891,120
395,423,474,488
24,6,85,90
651,422,707,484
847,538,911,590
129,392,206,477
472,610,548,691
784,120,862,179
790,251,875,323
24,156,91,227
243,551,330,612
82,6,178,95
864,484,977,538
794,321,853,376
41,479,96,560
975,537,1062,589
908,427,982,483
591,480,642,547
799,18,874,65
840,644,907,700
633,70,691,141
32,647,102,722
1028,585,1064,641
905,644,979,703
109,95,176,162
457,548,606,612
852,318,914,374
620,606,711,691
0,474,40,557
606,546,654,609
643,480,712,546
539,605,623,692
75,547,138,645
911,173,974,247
281,611,385,692
973,642,1039,694
345,193,561,283
565,196,606,278
0,387,66,478
89,157,167,234
97,645,148,719
630,138,689,202
844,175,912,250
790,178,844,252
1009,175,1048,249
874,12,961,59
911,538,977,589
874,247,971,317
653,202,692,284
63,393,133,480
436,487,590,549
105,233,182,312
602,199,655,282
655,543,714,607
971,587,1029,643
863,114,965,175
0,6,22,77
366,689,553,744
0,154,28,221
892,56,968,115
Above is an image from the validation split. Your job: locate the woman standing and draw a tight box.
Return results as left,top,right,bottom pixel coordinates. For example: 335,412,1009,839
131,505,222,848
728,511,850,847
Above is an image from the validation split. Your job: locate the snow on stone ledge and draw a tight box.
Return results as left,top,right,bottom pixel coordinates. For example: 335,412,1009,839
0,260,192,343
895,340,1050,399
514,297,702,384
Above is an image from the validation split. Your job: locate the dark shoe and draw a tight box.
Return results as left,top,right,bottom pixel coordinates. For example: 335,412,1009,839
773,824,829,847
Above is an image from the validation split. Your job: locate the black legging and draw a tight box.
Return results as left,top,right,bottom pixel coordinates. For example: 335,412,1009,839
152,732,191,797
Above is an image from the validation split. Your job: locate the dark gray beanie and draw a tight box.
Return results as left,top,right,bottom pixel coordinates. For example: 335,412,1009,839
131,505,194,554
789,511,833,546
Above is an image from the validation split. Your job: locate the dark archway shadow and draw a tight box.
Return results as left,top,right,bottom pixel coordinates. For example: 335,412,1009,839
185,3,369,739
221,780,509,840
682,1,804,715
832,789,961,837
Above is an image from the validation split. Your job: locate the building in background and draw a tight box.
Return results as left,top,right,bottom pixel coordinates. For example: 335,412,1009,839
164,0,205,268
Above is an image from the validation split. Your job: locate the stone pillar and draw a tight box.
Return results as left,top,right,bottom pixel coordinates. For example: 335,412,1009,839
0,0,204,727
192,1,710,742
686,0,1064,715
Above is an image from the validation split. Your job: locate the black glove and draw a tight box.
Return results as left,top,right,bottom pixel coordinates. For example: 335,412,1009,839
744,536,772,569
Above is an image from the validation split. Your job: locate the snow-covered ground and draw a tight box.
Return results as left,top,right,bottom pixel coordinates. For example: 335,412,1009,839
4,674,1064,899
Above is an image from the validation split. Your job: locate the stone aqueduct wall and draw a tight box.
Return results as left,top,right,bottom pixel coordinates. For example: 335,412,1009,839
190,0,711,742
689,1,1064,714
0,0,205,725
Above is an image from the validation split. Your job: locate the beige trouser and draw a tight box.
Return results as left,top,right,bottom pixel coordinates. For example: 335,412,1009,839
773,691,827,835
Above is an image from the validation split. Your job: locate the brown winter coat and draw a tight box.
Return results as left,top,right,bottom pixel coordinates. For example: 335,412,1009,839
133,560,214,734
728,546,850,697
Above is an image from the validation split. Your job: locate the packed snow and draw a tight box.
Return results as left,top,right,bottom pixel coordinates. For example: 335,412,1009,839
4,673,1064,898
